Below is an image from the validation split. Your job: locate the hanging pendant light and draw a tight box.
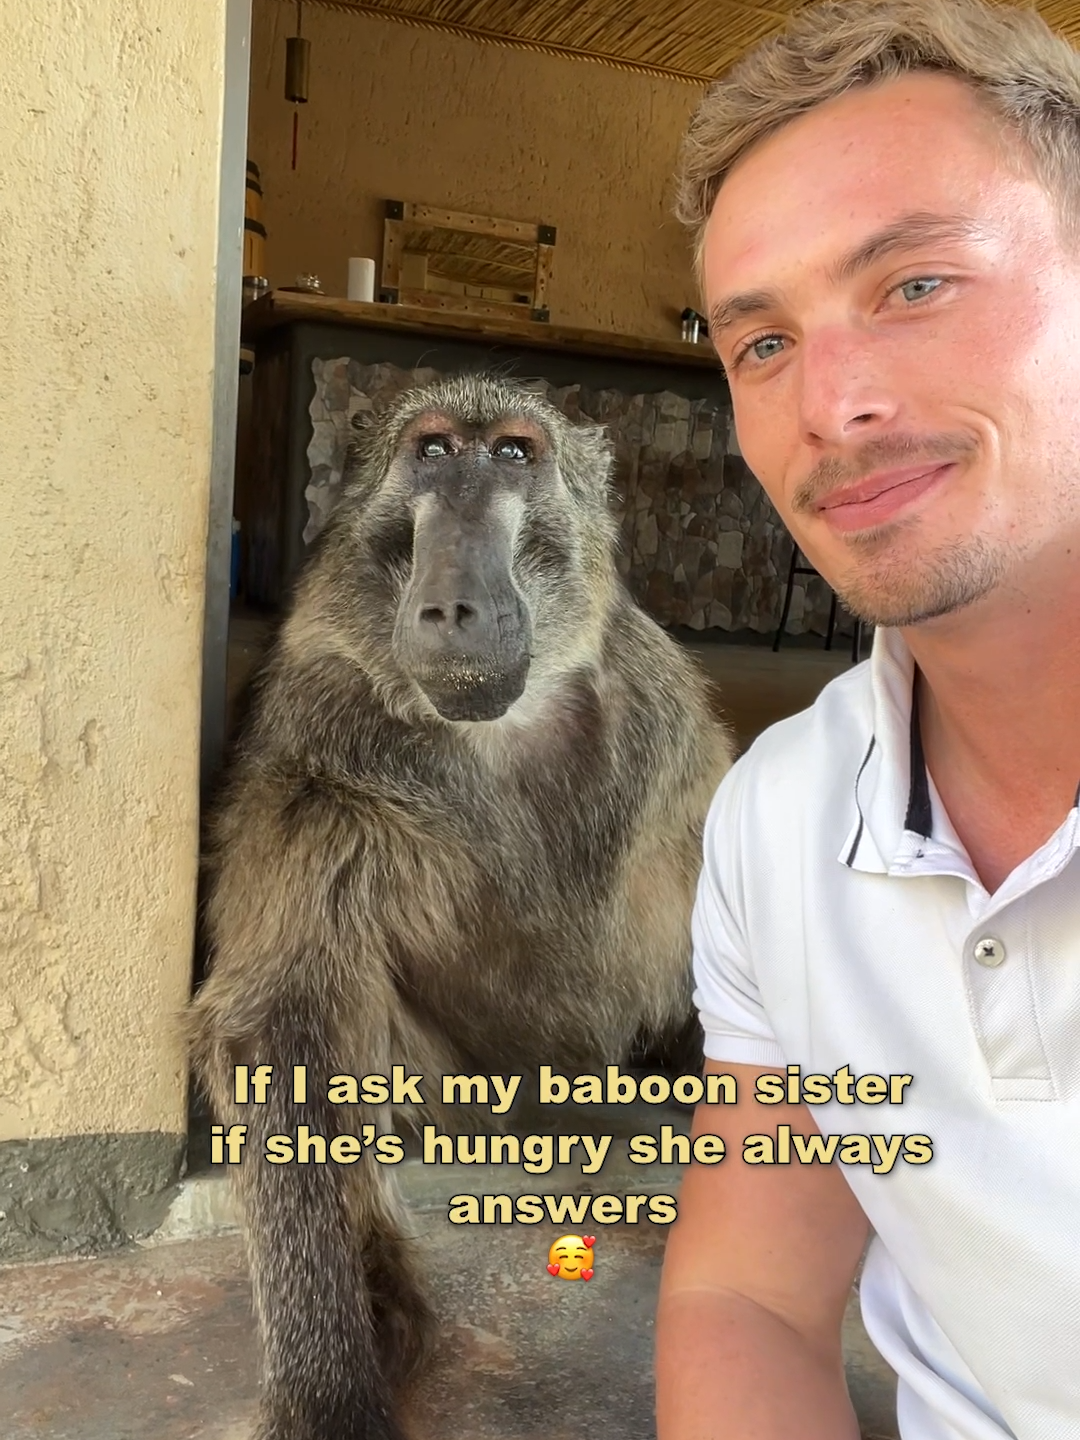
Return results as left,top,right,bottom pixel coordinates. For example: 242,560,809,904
285,0,310,171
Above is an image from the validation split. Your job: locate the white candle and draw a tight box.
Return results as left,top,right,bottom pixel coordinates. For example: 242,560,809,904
347,256,376,302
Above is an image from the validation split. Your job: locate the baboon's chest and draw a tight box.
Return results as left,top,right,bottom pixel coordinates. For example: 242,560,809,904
456,676,656,914
470,742,643,925
375,676,680,1061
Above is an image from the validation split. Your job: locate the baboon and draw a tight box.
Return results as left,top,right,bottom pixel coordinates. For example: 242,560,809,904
188,373,735,1440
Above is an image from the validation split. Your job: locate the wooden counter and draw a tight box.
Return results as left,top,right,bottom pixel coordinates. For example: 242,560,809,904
240,290,721,370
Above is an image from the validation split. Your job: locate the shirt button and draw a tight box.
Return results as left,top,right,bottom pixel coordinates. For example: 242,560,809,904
973,937,1006,967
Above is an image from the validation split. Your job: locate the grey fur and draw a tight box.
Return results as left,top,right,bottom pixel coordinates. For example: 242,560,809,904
187,374,734,1440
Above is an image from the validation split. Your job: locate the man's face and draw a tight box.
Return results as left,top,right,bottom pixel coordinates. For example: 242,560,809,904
701,72,1080,629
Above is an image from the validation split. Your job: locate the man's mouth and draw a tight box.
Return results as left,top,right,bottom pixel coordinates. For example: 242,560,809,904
813,462,955,531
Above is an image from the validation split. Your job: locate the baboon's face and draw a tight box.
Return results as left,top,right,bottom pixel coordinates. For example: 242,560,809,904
372,405,569,722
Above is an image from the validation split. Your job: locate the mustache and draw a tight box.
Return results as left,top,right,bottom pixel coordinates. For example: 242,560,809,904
791,432,977,513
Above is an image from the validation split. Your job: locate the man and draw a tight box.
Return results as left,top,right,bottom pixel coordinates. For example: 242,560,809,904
655,1,1080,1437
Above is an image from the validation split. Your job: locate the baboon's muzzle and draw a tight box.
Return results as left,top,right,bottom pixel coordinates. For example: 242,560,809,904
395,496,532,721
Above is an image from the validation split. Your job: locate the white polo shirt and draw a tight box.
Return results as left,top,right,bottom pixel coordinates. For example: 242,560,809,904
692,625,1080,1440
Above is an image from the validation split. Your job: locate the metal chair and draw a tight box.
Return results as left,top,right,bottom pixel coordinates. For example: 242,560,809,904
772,542,866,663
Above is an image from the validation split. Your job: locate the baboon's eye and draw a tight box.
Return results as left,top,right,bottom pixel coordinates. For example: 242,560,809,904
492,437,532,462
419,434,454,459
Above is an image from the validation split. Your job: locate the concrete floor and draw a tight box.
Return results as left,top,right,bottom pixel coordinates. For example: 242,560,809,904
681,632,854,753
0,611,893,1439
1,1224,898,1440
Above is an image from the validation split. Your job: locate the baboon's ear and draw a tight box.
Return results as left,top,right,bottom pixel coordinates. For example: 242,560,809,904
349,407,376,433
558,422,614,500
571,421,606,445
344,406,378,469
341,416,394,506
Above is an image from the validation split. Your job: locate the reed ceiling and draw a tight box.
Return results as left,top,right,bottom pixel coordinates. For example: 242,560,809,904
284,0,1080,85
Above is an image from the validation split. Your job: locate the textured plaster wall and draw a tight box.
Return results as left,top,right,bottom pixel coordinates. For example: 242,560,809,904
248,2,704,337
0,0,227,1142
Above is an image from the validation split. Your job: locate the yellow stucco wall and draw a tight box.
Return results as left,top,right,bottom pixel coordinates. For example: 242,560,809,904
0,1,227,1142
248,2,703,339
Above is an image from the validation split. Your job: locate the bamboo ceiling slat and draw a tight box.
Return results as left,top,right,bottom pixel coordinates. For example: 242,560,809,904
278,0,1080,84
278,0,815,83
414,229,535,267
406,227,537,286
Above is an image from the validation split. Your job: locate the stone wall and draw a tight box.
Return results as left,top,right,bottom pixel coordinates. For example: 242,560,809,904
305,358,841,637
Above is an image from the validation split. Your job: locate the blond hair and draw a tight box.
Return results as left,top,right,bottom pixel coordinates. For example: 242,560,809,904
675,0,1080,268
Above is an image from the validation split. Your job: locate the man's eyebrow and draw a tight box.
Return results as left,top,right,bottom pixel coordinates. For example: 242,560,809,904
708,288,780,342
707,212,985,343
827,211,986,286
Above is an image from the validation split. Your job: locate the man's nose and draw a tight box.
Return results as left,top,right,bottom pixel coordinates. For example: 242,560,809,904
795,326,901,447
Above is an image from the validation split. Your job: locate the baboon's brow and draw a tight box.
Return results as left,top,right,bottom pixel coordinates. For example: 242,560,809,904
389,407,555,453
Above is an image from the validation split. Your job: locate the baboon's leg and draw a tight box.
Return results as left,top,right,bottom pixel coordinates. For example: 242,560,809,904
189,978,435,1440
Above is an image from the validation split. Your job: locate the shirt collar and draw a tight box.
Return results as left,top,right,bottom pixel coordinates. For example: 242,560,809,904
839,626,1080,880
839,626,925,874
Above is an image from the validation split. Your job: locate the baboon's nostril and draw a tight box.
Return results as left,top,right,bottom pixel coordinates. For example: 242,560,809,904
418,601,478,633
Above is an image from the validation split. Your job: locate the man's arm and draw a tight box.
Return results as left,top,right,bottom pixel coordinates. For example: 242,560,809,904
655,1058,871,1439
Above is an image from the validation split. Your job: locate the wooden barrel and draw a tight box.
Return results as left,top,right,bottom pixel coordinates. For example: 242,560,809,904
244,160,266,277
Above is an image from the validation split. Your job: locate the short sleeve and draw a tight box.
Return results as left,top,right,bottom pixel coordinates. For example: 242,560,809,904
692,759,788,1068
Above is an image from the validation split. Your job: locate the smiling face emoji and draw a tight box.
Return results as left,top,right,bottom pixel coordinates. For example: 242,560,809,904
547,1234,595,1281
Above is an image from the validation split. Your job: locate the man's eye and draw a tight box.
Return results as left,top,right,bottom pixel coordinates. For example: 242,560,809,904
897,276,943,303
419,435,454,459
732,333,785,369
492,437,531,462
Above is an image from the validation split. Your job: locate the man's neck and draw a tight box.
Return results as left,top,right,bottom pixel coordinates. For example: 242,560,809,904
901,565,1080,893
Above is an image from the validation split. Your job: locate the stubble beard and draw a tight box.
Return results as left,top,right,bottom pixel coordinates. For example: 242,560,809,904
789,431,1017,629
830,523,1016,629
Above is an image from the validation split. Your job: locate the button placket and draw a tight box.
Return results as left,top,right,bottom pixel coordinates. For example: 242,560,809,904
964,912,1054,1097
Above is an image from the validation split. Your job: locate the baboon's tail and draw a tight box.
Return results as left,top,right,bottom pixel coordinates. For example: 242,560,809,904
189,991,435,1440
